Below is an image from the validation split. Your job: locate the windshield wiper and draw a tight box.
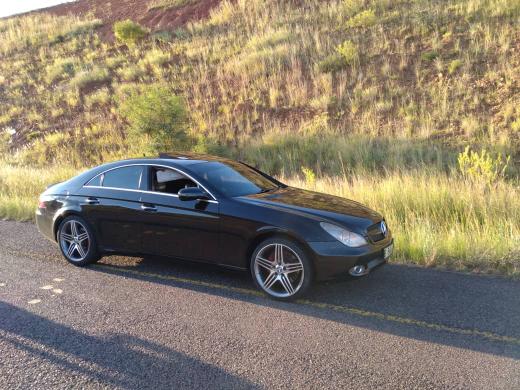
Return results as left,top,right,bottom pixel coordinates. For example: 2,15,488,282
258,187,278,194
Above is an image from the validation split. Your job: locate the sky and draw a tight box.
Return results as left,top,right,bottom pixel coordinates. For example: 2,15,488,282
0,1,74,18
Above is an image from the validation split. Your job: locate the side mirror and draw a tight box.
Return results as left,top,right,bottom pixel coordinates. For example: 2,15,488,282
178,187,210,201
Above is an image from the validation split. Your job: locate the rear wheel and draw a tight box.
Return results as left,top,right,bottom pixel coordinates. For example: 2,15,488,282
250,237,313,301
57,215,100,266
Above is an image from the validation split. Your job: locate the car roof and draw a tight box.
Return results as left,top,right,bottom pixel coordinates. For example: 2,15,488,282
157,151,234,166
99,152,233,170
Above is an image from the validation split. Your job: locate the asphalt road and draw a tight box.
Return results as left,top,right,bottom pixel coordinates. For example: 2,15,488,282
0,220,519,389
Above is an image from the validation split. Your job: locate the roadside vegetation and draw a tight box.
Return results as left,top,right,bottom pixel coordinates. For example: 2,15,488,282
0,0,519,275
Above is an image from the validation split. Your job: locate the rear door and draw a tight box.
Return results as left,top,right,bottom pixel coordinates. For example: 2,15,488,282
78,165,145,253
139,166,220,263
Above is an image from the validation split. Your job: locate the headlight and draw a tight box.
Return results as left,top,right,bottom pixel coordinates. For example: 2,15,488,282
320,222,368,247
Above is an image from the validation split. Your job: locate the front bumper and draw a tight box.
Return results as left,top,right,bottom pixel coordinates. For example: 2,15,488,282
308,238,393,281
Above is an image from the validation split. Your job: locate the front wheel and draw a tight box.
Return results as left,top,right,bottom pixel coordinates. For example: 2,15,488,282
250,237,313,301
57,215,100,266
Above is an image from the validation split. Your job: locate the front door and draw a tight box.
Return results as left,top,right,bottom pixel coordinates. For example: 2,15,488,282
139,166,220,263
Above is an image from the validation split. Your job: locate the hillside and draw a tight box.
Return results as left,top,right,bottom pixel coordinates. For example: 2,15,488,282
0,0,519,275
0,0,519,169
44,0,223,41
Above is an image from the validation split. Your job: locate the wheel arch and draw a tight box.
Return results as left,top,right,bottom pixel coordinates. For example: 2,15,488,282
52,208,82,241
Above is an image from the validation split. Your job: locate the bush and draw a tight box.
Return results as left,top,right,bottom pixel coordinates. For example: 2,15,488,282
113,20,147,45
118,85,190,153
116,65,145,81
336,40,358,65
69,67,110,90
347,9,377,28
143,49,170,67
45,58,77,84
85,87,111,108
301,166,316,186
421,51,439,62
318,53,346,73
458,146,510,186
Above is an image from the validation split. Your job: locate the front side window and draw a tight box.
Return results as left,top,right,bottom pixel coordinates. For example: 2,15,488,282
190,161,279,197
101,166,143,190
151,167,197,195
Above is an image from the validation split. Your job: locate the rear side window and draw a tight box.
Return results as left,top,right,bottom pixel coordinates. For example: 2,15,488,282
102,166,143,190
86,175,102,187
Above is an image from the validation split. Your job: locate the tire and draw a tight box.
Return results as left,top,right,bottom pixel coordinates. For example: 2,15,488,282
57,215,100,266
250,237,313,301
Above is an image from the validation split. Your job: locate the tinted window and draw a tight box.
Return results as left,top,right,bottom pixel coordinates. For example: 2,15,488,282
150,167,197,195
102,166,143,190
190,161,279,197
86,174,102,186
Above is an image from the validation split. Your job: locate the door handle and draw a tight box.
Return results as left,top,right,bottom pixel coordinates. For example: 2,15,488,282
86,197,99,205
141,204,157,212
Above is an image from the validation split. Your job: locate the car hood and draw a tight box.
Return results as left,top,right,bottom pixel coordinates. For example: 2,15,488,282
238,186,382,231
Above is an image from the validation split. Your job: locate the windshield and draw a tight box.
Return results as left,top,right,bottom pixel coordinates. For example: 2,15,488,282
190,161,279,197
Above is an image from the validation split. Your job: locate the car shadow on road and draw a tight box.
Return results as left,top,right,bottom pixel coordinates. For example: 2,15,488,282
92,255,520,360
0,301,259,389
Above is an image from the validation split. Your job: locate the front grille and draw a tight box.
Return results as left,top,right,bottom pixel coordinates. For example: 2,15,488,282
367,222,386,242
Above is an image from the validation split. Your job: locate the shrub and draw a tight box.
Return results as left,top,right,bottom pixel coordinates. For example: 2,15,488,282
336,40,359,65
117,65,145,81
113,20,147,45
45,58,77,84
458,146,510,186
448,59,463,74
342,0,364,16
69,67,110,90
347,9,377,28
301,166,316,186
106,55,127,69
118,85,190,153
143,49,170,67
421,51,439,62
85,87,111,108
318,53,345,73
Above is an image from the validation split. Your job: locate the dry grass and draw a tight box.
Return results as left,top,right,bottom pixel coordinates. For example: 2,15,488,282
1,162,518,276
284,172,520,276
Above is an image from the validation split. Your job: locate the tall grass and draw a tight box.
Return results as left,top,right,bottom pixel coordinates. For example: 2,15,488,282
0,13,101,55
284,172,520,276
0,165,78,220
1,162,518,276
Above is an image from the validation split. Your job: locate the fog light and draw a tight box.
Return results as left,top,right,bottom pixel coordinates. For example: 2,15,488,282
349,265,368,277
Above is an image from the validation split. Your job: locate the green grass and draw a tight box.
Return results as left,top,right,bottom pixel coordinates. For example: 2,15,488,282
285,172,520,276
0,165,78,221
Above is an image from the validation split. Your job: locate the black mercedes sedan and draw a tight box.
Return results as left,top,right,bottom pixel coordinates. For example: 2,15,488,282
36,153,393,300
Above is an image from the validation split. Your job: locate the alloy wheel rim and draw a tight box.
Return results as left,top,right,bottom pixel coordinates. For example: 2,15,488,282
59,220,90,262
254,243,304,298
